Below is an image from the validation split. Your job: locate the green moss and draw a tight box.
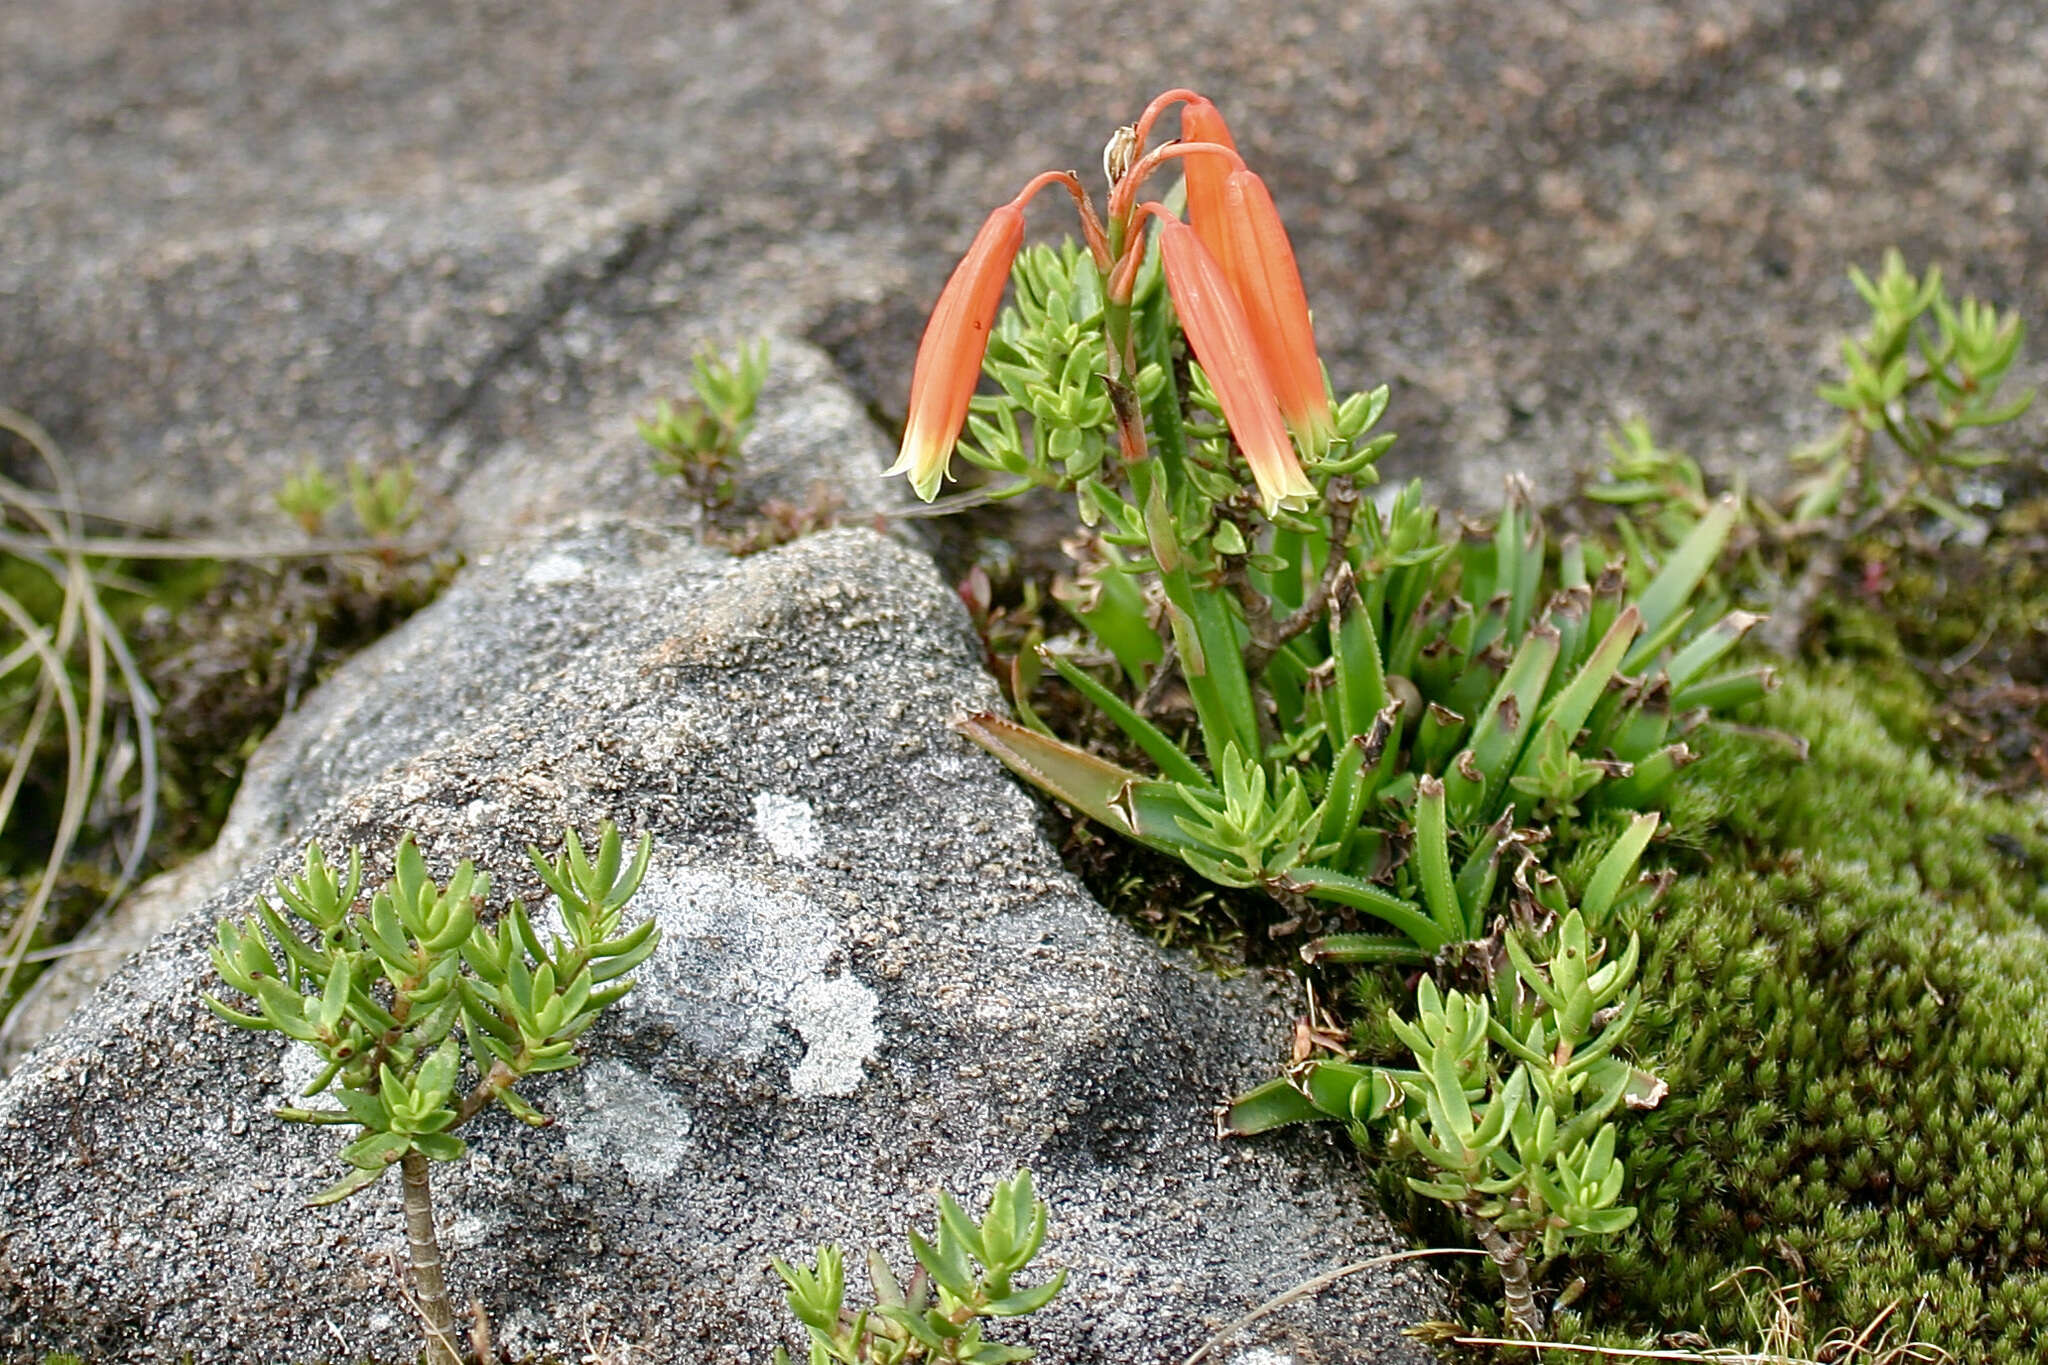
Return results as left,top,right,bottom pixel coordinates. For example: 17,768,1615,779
1807,494,2048,788
1540,668,2048,1360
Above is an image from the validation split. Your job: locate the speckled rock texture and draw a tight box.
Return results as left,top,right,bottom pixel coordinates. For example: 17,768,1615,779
6,1,2045,531
0,524,1442,1364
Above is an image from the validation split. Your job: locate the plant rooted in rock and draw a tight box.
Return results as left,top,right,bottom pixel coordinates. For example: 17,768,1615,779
276,460,343,537
639,337,772,503
347,459,423,545
1588,253,2035,661
772,1170,1067,1365
883,87,1745,1326
895,90,1757,964
204,822,658,1365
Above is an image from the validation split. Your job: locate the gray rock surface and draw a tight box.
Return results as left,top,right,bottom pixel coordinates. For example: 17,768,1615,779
5,1,2045,532
0,524,1442,1364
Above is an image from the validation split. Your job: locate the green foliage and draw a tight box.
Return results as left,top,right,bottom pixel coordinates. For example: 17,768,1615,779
927,128,1759,1328
771,1170,1067,1365
638,337,772,495
205,822,657,1204
1595,253,2034,551
1486,671,2048,1360
948,225,1755,1324
1230,817,1664,1333
1801,249,2033,528
967,394,1755,964
899,102,2043,1345
345,460,421,543
956,243,1132,496
275,461,343,537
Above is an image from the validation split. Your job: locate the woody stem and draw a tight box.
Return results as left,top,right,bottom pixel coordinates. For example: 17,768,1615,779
401,1151,461,1365
1243,481,1357,675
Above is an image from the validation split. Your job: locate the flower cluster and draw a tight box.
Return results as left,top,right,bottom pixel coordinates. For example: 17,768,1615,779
886,90,1326,514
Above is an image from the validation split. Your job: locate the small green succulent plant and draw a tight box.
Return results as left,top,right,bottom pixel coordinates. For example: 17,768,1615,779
205,821,658,1365
772,1170,1067,1365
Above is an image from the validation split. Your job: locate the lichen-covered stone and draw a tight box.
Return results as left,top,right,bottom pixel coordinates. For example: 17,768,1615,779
0,524,1440,1363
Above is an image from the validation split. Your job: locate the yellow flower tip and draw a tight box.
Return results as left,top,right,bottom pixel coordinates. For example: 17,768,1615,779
1216,169,1337,459
888,202,1027,501
1151,209,1315,519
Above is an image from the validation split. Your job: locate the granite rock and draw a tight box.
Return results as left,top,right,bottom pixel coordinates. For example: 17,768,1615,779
0,524,1441,1364
5,1,2043,534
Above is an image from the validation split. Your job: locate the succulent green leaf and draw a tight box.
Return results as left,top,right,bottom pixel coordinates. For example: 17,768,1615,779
1221,1076,1322,1134
983,1270,1067,1317
307,1164,390,1206
1411,776,1465,941
1280,866,1448,951
1623,497,1737,672
1304,932,1431,965
1037,647,1210,789
935,1190,988,1267
340,1129,410,1171
203,994,273,1031
957,712,1207,858
411,1132,467,1163
1580,813,1658,926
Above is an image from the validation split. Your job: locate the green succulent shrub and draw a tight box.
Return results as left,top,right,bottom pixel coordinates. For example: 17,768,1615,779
1473,670,2048,1361
883,80,2045,1350
638,337,772,500
205,822,658,1365
773,1170,1067,1365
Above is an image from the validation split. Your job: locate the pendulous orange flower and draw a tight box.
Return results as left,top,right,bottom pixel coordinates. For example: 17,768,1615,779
1212,168,1337,455
887,201,1027,501
1178,97,1239,272
1148,205,1317,516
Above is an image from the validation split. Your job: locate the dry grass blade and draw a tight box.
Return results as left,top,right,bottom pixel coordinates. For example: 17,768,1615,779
0,405,161,1011
1451,1337,1952,1365
1452,1268,1952,1365
0,528,445,560
1181,1247,1482,1365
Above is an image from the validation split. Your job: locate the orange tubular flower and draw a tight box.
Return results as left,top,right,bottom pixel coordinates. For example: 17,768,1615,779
887,202,1027,501
1178,97,1239,269
1148,206,1316,516
1214,169,1337,455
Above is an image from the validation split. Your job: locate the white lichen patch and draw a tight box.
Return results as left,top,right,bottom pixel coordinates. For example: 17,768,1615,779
550,862,882,1116
1228,1350,1297,1365
751,791,822,862
523,551,587,586
785,974,881,1097
445,1201,509,1253
564,1058,693,1185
